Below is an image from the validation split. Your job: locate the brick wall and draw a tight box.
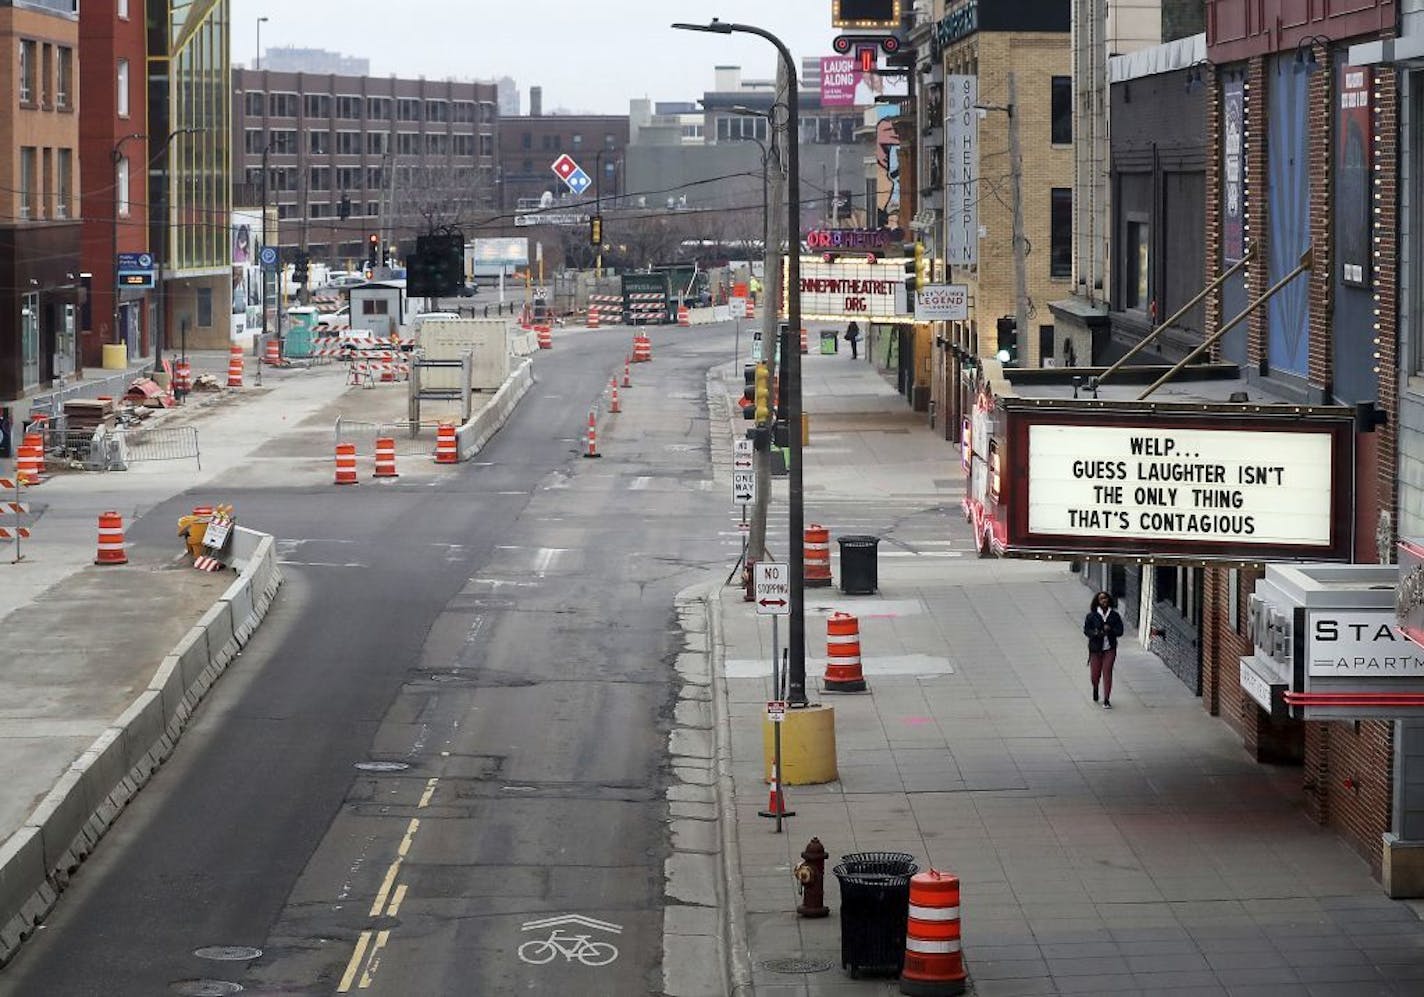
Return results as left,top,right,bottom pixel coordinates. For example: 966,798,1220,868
1245,57,1269,370
1307,45,1334,392
1305,721,1395,877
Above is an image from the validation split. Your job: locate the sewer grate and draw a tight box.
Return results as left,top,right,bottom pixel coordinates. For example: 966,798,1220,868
169,981,244,996
760,957,833,974
194,946,262,962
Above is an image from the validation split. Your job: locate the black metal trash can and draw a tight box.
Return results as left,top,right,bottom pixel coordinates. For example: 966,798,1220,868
838,535,880,595
832,852,918,978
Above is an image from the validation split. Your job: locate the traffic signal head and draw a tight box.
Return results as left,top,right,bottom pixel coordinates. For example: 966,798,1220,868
903,245,916,297
996,315,1019,365
367,234,380,267
914,242,928,290
590,214,603,248
754,363,772,425
293,252,309,286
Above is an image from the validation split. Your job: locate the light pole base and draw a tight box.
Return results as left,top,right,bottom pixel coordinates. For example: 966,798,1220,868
761,705,837,785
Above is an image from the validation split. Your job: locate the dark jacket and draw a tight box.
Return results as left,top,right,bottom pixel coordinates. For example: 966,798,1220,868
1083,609,1124,653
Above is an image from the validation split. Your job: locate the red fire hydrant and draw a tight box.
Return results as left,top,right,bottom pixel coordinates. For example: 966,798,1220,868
795,837,829,918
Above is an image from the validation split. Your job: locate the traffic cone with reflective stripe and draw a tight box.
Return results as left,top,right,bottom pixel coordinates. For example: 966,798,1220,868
583,409,601,458
610,378,621,413
622,357,632,388
758,762,795,820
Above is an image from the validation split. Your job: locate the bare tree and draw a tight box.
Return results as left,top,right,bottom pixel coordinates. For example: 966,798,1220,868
393,163,482,234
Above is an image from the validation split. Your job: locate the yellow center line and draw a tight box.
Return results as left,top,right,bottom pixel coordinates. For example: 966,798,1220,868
336,930,372,993
369,860,401,918
386,883,409,917
418,777,438,808
398,817,420,856
358,929,392,989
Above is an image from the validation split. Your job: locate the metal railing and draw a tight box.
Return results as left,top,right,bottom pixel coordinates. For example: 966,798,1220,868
334,416,442,454
115,425,201,469
35,425,107,470
26,369,142,423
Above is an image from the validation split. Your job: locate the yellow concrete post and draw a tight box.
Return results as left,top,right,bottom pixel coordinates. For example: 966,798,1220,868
762,705,837,785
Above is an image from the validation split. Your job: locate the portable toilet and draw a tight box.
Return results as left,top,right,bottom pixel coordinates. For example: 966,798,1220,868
285,306,319,357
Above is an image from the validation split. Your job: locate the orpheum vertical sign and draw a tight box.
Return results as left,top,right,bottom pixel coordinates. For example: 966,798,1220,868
945,75,978,265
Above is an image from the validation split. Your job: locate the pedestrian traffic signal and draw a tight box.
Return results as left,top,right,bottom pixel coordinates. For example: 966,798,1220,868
996,315,1019,366
293,251,309,286
367,234,379,268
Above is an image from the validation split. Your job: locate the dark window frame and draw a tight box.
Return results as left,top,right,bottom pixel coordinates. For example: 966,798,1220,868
1050,187,1072,279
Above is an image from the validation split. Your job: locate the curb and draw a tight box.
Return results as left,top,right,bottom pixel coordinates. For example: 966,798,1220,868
0,527,284,967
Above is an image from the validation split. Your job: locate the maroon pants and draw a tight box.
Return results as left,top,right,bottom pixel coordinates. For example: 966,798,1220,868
1089,648,1116,700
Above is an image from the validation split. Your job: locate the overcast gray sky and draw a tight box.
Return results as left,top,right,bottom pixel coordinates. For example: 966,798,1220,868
233,1,841,114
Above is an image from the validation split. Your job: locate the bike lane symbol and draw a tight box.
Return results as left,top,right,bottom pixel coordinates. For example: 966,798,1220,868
517,914,622,967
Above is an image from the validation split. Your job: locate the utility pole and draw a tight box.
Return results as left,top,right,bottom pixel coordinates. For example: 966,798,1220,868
748,60,787,572
1008,72,1028,360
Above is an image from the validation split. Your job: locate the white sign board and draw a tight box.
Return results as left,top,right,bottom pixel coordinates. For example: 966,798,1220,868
790,258,910,322
733,469,755,504
733,437,754,469
766,700,787,723
730,295,748,319
753,562,790,616
1239,658,1277,712
470,238,528,266
916,284,969,321
1026,424,1335,547
945,75,979,266
1307,610,1424,677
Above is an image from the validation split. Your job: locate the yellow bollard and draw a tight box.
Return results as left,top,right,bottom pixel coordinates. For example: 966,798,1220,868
802,412,810,447
762,705,838,785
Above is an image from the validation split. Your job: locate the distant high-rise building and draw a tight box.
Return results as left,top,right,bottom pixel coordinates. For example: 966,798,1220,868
496,76,519,116
260,46,370,76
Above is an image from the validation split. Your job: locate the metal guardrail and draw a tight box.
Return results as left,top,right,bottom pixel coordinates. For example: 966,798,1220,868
35,426,106,469
334,416,441,454
116,425,201,469
27,369,142,423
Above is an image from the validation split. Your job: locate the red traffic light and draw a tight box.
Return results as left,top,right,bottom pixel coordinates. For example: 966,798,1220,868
368,234,378,245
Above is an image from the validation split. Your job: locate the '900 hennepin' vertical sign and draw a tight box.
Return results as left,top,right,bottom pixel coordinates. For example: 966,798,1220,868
1026,423,1336,548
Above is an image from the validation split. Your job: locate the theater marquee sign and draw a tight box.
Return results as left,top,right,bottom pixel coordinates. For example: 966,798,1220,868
789,258,910,322
1000,404,1355,561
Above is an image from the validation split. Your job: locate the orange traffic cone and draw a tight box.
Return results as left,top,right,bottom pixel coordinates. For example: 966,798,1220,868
622,358,632,388
759,762,795,820
610,378,621,413
334,443,358,485
434,423,459,464
94,511,128,565
583,409,601,458
373,437,399,478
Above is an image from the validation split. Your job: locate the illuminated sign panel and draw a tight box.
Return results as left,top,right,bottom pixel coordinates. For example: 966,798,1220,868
786,257,910,321
833,0,900,29
1001,406,1354,561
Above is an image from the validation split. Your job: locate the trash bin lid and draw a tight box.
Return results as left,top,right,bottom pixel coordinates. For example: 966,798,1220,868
832,851,918,883
837,535,880,548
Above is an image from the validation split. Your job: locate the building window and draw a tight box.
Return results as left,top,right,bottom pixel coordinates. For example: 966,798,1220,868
1125,218,1150,309
365,166,384,189
426,99,449,122
19,147,36,218
268,92,298,117
118,0,129,16
336,95,362,119
480,134,493,157
304,93,331,118
116,58,129,116
397,132,419,155
245,91,264,116
309,166,330,191
197,287,213,327
19,40,35,104
367,132,388,156
309,130,329,155
453,101,476,123
271,130,298,155
397,98,421,121
41,147,52,218
1228,569,1242,635
115,154,130,217
1050,188,1072,279
367,97,391,120
56,47,72,110
572,133,583,148
41,44,52,106
366,201,380,217
337,167,361,189
310,202,330,218
56,148,71,218
21,293,39,389
336,131,361,155
521,132,531,149
1051,76,1072,145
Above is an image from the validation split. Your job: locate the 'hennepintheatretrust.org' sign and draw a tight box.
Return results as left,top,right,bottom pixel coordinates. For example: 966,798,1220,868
993,404,1356,562
787,257,911,322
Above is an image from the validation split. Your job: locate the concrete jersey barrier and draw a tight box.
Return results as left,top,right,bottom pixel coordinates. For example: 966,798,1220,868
0,526,284,967
457,357,534,460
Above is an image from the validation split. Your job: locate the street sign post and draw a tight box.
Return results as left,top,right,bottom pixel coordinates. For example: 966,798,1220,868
734,437,753,468
259,246,279,272
766,701,787,723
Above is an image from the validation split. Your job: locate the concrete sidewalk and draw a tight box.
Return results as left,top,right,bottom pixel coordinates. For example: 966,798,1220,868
711,347,1424,996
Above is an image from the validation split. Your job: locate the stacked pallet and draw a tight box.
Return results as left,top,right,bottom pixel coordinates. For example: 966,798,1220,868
63,398,117,433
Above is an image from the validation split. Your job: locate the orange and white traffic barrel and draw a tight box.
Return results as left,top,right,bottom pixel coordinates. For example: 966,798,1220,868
373,437,399,478
824,611,867,692
334,443,358,485
537,326,553,349
16,440,43,485
900,869,967,996
804,524,832,588
227,343,244,387
677,305,690,327
434,423,459,464
264,338,282,366
94,511,128,565
632,334,652,362
587,306,600,329
174,360,192,394
800,327,808,353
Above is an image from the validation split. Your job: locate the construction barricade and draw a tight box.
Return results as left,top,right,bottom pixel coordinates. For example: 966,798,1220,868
334,443,359,485
804,524,832,587
434,423,459,464
0,477,32,561
627,292,664,324
94,511,129,565
824,612,867,692
589,294,622,326
900,870,967,996
227,343,244,387
373,437,399,478
631,334,653,363
537,326,553,350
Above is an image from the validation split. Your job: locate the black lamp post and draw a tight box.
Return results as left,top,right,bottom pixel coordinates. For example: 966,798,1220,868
110,131,146,348
674,18,807,706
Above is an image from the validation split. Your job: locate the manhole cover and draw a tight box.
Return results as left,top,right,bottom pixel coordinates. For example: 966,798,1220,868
761,957,832,974
354,761,409,773
194,946,262,962
170,981,244,996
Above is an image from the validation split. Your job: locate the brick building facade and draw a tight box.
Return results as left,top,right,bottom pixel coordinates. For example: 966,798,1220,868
1197,1,1403,880
496,112,629,213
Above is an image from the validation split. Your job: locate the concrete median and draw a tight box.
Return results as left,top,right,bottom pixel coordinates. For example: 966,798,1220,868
0,526,283,967
457,357,534,459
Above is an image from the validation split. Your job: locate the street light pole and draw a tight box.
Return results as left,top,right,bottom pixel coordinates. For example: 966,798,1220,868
674,18,807,705
111,132,145,348
153,127,200,371
594,149,604,277
255,17,268,71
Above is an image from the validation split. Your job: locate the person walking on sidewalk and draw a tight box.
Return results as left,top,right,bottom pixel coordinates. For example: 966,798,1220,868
844,321,860,359
1083,591,1124,709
